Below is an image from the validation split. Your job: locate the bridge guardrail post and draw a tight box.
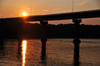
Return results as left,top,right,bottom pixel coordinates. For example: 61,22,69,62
73,19,82,65
40,20,48,60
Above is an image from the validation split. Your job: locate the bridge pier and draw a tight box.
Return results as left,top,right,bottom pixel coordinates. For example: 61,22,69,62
40,20,48,60
17,20,25,57
73,19,82,65
18,38,22,57
0,23,4,50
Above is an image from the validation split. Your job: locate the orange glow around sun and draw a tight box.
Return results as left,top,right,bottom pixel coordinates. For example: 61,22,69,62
23,12,27,16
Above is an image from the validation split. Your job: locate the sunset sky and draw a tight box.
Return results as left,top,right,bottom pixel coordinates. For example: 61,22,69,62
0,0,100,25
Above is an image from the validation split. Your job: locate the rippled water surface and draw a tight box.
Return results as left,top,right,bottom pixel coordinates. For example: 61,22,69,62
0,39,100,66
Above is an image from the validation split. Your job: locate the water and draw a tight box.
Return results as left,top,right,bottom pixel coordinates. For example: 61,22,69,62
0,39,100,66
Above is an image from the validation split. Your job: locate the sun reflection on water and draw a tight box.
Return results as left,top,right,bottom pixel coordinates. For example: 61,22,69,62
22,40,27,66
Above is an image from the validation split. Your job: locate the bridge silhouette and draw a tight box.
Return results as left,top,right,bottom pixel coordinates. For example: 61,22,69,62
0,9,100,22
0,9,100,65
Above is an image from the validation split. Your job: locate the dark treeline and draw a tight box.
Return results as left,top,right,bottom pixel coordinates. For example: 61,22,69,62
2,23,100,39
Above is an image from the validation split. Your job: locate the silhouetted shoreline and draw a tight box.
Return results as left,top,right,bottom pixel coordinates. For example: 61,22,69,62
3,23,100,39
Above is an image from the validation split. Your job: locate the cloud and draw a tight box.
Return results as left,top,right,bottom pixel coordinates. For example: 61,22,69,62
96,0,100,7
42,9,49,12
27,8,30,9
78,0,90,6
52,8,61,11
42,8,61,12
15,4,18,6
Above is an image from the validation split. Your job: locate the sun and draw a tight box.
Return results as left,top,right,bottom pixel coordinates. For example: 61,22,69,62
23,12,27,16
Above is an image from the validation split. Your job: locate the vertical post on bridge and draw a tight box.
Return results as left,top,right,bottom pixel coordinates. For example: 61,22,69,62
40,20,48,60
73,19,82,65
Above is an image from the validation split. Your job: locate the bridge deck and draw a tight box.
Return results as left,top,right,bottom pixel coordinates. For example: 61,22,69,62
0,9,100,22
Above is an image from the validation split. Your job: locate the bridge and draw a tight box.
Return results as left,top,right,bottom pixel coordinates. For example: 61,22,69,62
0,9,100,65
0,9,100,22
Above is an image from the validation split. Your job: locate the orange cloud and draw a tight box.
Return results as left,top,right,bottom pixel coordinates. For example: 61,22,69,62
42,9,49,12
52,8,61,11
78,0,90,6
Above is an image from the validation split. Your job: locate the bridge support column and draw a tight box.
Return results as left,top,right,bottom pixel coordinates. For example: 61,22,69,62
73,19,82,65
40,21,48,60
0,23,4,50
18,38,22,57
17,20,25,57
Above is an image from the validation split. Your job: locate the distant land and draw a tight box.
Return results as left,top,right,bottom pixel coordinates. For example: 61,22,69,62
3,23,100,39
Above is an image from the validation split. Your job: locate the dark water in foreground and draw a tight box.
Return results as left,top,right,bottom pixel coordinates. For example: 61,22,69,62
0,39,100,66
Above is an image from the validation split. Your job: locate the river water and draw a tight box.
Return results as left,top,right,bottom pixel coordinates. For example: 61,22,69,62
0,39,100,66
